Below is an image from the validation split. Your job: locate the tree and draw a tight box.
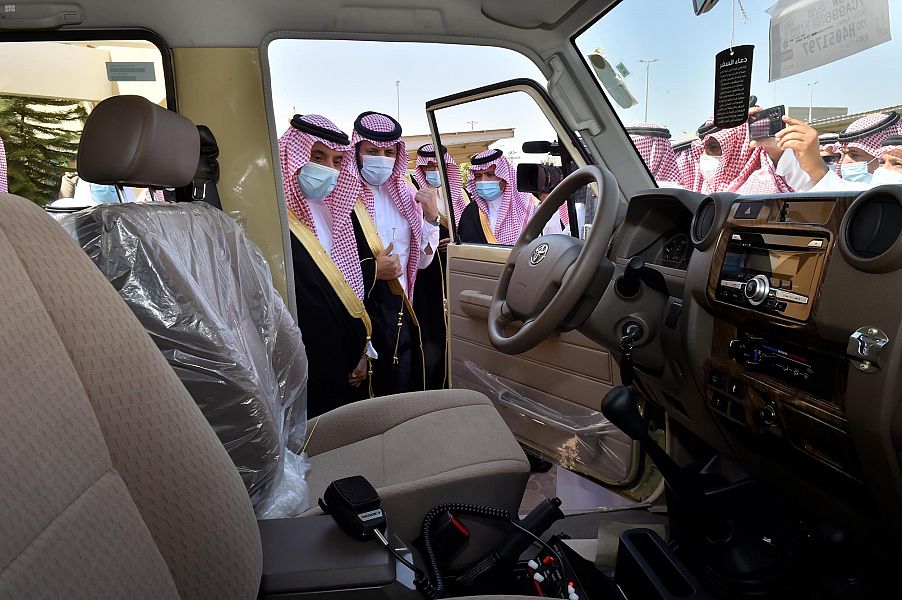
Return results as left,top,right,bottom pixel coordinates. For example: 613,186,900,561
459,161,470,186
0,96,87,205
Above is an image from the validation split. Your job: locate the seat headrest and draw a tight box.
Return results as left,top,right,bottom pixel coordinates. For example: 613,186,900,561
77,95,200,189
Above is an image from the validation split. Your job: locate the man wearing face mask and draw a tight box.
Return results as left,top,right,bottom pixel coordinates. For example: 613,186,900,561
776,112,902,192
413,143,467,229
279,114,374,417
457,149,536,244
691,120,791,195
411,143,463,389
873,135,902,186
351,111,439,397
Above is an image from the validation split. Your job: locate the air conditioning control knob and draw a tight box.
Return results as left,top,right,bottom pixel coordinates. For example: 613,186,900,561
744,274,771,306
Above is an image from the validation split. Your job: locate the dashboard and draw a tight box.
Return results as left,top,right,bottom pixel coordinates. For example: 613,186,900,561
592,184,902,562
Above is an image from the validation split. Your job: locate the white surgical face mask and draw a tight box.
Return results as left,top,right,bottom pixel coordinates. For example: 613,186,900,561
360,155,395,187
699,154,722,181
870,166,902,186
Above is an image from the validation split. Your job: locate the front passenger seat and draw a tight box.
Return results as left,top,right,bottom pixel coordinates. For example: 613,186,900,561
0,191,534,600
69,96,530,547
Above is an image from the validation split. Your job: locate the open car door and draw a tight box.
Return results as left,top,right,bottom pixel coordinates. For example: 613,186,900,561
426,79,661,501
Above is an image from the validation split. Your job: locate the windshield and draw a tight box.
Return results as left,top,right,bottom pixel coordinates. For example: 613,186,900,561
575,0,902,195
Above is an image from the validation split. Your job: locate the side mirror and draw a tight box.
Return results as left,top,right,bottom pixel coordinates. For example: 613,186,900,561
693,0,720,15
587,47,638,109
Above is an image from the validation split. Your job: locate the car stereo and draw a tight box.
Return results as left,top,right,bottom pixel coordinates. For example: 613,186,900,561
715,231,829,321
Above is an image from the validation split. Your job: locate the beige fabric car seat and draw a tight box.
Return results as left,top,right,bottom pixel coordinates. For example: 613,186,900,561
69,95,529,540
0,191,539,600
63,200,309,514
304,388,532,544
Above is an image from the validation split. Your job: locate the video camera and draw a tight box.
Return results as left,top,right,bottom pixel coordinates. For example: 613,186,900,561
516,140,568,194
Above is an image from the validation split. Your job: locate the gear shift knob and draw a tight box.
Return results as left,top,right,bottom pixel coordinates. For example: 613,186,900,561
602,385,692,506
601,386,647,441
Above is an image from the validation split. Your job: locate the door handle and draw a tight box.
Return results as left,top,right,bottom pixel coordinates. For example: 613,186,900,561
459,290,493,320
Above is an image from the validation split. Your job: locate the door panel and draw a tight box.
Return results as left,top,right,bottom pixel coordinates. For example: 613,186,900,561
428,79,658,498
447,246,639,486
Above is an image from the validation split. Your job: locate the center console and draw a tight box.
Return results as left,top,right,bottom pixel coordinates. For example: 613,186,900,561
703,196,860,480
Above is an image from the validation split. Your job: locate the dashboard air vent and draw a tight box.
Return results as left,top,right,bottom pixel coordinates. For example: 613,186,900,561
846,196,900,257
839,187,902,273
690,197,717,249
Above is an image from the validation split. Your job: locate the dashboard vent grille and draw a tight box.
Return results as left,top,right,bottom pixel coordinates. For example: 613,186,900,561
691,198,716,246
845,194,902,259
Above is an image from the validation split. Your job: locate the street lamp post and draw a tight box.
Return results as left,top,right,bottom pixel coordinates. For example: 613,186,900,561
395,81,400,121
807,81,820,122
638,58,659,122
467,120,478,131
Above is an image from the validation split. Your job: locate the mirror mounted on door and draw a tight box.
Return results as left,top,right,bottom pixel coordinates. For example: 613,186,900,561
587,47,638,109
693,0,720,16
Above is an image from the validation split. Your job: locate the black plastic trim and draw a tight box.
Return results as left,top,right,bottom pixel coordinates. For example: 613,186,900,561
425,77,592,166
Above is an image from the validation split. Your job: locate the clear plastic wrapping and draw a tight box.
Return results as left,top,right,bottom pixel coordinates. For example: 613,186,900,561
465,361,633,484
62,202,309,517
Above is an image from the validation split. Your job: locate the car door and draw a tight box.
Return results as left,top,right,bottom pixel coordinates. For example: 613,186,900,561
426,79,661,500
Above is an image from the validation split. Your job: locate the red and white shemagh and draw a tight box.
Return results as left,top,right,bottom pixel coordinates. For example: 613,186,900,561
0,136,8,194
278,114,365,300
352,112,422,300
413,144,467,226
879,143,902,157
819,134,839,156
835,113,902,159
628,123,680,183
465,150,536,245
691,123,792,195
558,202,570,228
675,140,702,189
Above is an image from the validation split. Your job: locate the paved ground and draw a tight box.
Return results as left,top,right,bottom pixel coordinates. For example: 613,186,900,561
519,468,557,514
519,466,638,516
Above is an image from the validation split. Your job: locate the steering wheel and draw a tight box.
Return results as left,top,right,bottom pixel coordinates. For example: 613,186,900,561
488,165,619,354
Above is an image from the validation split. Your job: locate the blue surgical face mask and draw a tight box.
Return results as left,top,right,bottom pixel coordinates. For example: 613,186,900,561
297,161,339,201
475,180,503,201
841,160,875,184
360,155,395,187
90,183,120,204
425,170,441,188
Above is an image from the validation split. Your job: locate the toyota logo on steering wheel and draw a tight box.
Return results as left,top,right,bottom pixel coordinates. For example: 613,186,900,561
530,243,549,266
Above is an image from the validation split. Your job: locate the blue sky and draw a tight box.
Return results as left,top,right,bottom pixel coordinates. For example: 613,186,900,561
268,1,902,156
576,0,902,139
268,40,551,145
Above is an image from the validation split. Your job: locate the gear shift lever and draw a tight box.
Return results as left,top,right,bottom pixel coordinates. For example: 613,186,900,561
601,386,692,504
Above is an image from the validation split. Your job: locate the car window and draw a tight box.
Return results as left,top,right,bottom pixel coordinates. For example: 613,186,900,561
432,90,588,245
266,39,588,246
0,38,169,211
575,0,902,195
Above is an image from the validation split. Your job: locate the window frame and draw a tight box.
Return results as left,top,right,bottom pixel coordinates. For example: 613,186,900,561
426,77,595,243
569,1,666,188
